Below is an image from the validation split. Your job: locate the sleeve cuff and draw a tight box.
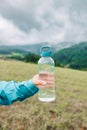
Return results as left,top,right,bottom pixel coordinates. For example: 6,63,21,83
27,80,39,94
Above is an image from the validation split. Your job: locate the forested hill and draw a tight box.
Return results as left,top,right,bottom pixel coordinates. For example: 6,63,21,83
53,42,87,70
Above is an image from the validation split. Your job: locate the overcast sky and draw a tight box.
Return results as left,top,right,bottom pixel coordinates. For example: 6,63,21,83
0,0,87,45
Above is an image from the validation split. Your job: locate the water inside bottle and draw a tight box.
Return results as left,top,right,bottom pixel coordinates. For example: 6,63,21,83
38,71,55,102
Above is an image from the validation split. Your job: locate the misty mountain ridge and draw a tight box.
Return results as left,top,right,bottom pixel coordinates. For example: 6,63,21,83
0,41,80,55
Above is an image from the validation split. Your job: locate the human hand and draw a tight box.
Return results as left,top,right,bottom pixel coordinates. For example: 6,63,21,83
32,72,54,88
32,74,46,88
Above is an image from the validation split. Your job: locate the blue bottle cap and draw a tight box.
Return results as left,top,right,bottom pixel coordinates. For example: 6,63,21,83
40,46,52,57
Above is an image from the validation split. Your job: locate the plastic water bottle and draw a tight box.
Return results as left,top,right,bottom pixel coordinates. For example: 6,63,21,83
38,46,56,102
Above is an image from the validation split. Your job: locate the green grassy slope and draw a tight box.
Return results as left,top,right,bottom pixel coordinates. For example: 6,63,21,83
0,59,87,130
53,42,87,70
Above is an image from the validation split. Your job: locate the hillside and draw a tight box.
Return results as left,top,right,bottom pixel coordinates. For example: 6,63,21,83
0,43,43,61
53,42,87,70
0,59,87,130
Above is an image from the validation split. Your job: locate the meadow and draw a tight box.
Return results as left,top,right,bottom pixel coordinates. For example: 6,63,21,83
0,59,87,130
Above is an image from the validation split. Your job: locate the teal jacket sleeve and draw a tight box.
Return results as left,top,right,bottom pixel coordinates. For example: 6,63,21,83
0,80,39,105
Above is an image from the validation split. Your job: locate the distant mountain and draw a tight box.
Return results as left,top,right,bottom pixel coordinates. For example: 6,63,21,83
52,41,75,51
0,43,43,55
53,42,87,70
0,42,77,55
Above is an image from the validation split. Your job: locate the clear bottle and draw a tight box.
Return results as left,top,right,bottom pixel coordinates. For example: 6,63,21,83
38,46,56,102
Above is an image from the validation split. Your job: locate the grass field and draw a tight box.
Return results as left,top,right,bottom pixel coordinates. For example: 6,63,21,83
0,59,87,130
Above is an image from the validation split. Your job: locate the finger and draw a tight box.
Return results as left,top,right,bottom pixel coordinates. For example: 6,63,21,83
35,80,46,86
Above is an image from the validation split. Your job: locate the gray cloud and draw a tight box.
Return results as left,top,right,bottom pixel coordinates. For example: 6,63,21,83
0,0,87,45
